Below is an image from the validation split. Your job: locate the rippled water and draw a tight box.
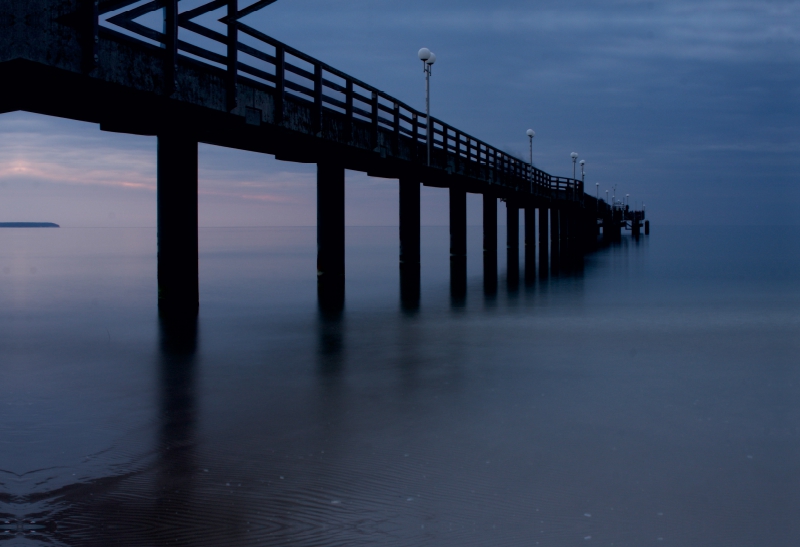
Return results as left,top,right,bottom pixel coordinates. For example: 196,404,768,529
1,225,799,546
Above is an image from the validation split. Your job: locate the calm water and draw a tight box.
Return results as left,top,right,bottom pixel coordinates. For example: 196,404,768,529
1,225,799,546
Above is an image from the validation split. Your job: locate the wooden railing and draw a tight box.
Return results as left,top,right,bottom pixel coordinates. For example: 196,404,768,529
99,0,583,200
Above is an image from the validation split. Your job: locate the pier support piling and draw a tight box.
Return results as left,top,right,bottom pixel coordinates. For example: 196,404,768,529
506,200,519,288
317,161,345,309
157,134,199,317
483,193,498,295
450,183,467,300
399,176,421,307
524,203,536,284
550,208,560,274
538,206,549,278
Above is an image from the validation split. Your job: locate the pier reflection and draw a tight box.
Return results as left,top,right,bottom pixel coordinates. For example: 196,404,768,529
317,306,345,381
450,257,467,307
400,264,421,314
156,315,198,519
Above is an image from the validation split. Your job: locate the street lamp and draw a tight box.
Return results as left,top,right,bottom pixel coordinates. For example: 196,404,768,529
526,129,535,166
580,159,585,183
626,193,630,209
570,152,578,179
418,47,436,166
595,182,599,200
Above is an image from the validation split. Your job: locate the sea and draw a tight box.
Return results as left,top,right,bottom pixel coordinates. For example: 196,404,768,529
0,225,798,546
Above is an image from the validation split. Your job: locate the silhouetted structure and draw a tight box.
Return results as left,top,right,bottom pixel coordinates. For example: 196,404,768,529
0,0,645,314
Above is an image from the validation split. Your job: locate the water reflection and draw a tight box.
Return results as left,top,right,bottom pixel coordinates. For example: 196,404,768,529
156,316,198,520
483,249,498,296
399,263,421,314
317,306,345,381
450,256,467,307
506,247,519,290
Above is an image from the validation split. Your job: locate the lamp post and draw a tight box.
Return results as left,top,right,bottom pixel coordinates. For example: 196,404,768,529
526,129,535,191
526,129,535,166
418,48,436,166
626,193,630,209
580,159,585,182
571,152,578,179
595,182,599,212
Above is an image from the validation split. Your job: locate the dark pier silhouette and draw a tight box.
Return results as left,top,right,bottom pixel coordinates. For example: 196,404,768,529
0,0,646,314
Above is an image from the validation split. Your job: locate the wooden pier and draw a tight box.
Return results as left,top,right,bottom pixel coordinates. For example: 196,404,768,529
0,0,646,314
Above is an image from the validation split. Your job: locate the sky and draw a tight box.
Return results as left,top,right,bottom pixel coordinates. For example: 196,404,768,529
0,0,797,227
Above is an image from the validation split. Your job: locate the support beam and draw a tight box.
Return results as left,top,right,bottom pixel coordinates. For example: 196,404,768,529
524,203,536,284
317,161,345,308
157,134,199,316
450,183,467,300
399,176,420,308
506,200,519,288
483,193,497,295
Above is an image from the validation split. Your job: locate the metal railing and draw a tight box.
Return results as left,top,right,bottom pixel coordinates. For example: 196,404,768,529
99,0,583,200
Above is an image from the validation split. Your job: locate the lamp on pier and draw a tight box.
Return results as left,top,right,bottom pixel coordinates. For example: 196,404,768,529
526,129,535,166
570,152,578,179
580,159,585,183
418,48,437,166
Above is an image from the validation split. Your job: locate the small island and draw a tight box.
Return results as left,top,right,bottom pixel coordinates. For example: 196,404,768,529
0,222,60,228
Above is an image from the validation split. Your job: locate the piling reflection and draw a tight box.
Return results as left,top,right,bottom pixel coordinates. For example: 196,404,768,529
317,306,345,381
506,247,519,291
156,315,198,519
539,243,549,279
524,255,536,286
483,250,498,296
450,256,467,307
399,264,421,314
317,278,345,315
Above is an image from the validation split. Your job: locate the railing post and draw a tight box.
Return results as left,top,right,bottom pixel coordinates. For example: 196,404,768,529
371,91,379,151
164,0,177,95
411,113,419,162
393,103,400,155
314,63,323,135
274,45,285,124
226,0,238,111
85,0,100,73
345,80,353,142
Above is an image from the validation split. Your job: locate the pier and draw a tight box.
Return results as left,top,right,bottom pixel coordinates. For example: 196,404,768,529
0,0,646,315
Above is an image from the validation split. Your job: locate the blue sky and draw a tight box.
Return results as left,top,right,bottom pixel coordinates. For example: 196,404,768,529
0,0,797,226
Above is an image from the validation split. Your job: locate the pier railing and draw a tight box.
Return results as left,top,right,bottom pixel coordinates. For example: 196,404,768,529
100,0,582,200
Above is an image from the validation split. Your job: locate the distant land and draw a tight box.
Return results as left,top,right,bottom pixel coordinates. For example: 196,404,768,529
0,222,60,228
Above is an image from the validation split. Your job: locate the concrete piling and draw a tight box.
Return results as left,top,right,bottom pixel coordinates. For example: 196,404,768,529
157,133,199,317
317,161,346,309
506,200,519,288
450,184,467,300
483,193,498,295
